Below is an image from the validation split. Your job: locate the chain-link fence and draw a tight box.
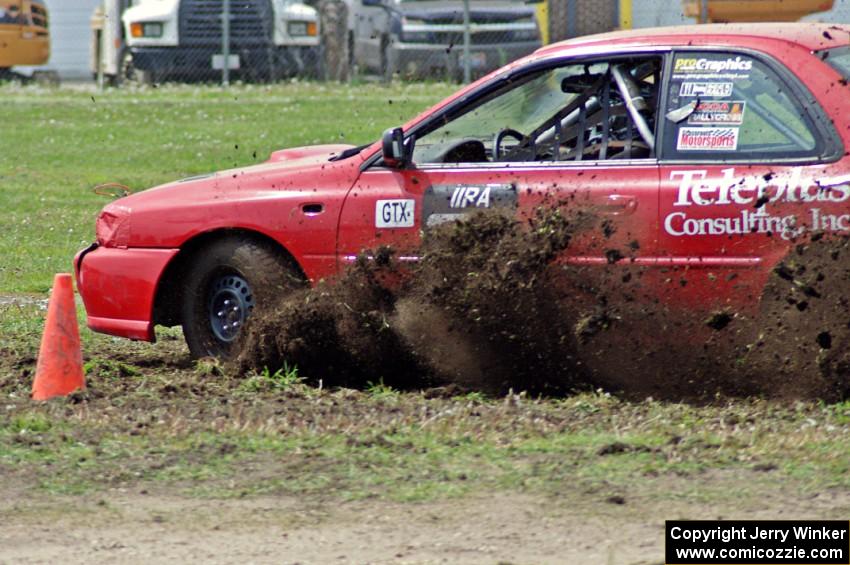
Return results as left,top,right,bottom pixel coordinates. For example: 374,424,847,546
86,0,543,85
78,0,842,86
87,0,618,86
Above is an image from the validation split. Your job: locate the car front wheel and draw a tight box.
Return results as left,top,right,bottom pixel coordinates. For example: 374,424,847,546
181,237,304,359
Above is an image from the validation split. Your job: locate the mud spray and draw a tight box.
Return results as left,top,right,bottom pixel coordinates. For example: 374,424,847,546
237,210,850,401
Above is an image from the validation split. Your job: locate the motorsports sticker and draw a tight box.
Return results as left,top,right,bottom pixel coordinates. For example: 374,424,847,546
664,168,850,241
679,82,734,98
688,101,745,126
422,183,517,227
673,56,753,80
665,520,849,564
677,127,739,151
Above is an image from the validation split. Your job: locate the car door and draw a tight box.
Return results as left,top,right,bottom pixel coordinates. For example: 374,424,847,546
657,49,846,311
336,55,663,279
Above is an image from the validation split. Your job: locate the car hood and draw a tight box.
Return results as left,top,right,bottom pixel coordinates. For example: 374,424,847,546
396,1,535,21
266,143,356,164
111,143,364,213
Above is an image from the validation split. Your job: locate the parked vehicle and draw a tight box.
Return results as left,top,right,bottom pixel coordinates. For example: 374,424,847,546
347,0,541,80
90,0,321,84
0,0,49,76
77,23,850,358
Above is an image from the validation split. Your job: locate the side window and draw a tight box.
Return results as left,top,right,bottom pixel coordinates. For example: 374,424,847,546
662,51,818,161
411,57,662,164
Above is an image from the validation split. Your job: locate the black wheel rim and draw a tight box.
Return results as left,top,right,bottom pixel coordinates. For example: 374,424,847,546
208,274,254,343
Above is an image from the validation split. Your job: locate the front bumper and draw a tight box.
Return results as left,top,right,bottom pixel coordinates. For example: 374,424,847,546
130,45,322,78
74,244,179,342
388,40,539,78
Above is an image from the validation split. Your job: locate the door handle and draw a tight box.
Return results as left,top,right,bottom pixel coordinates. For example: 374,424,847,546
603,194,638,216
301,203,324,216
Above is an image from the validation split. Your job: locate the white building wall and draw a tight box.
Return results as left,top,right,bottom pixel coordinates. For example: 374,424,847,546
43,0,103,79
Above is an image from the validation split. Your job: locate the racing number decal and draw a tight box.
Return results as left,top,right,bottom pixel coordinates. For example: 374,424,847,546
375,199,415,228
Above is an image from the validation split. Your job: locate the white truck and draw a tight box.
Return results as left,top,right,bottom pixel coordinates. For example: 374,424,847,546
91,0,321,84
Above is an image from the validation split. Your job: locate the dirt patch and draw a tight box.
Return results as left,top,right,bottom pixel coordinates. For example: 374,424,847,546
2,472,848,565
237,210,850,401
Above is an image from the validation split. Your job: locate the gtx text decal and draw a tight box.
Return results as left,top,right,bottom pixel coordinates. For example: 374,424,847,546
664,168,850,240
375,199,415,228
423,183,517,227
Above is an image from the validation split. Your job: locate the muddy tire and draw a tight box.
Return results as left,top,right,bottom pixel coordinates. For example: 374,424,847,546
181,237,304,359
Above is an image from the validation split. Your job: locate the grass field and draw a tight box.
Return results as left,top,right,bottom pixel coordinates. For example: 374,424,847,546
0,81,455,293
2,82,849,563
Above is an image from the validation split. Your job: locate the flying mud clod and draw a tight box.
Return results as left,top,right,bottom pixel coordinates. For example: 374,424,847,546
236,210,850,401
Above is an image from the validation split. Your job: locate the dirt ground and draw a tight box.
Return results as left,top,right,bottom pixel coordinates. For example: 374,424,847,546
2,214,849,564
3,472,849,565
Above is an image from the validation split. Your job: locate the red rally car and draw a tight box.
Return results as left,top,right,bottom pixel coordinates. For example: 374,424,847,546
75,23,850,358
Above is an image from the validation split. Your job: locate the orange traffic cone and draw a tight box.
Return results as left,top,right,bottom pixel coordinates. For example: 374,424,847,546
32,273,85,400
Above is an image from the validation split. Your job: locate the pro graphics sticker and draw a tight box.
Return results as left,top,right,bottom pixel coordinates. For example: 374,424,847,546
677,127,739,151
687,101,745,126
673,56,752,80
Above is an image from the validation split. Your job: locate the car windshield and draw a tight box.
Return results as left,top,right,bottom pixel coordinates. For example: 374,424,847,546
822,46,850,79
412,58,661,164
418,65,595,145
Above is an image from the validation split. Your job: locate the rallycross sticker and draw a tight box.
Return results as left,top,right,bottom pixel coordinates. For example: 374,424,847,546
677,127,739,151
375,199,415,228
687,101,745,126
679,82,734,98
422,183,517,227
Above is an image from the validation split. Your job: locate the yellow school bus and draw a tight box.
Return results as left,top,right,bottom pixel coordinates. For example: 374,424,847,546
682,0,835,22
0,0,49,69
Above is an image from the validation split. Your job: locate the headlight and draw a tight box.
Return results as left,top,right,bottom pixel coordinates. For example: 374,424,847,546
288,21,317,37
96,204,131,248
130,21,164,38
